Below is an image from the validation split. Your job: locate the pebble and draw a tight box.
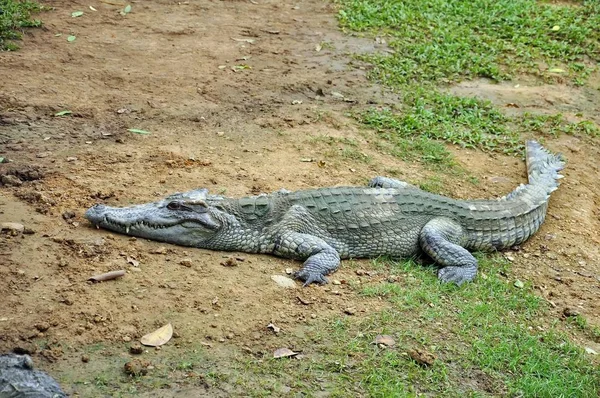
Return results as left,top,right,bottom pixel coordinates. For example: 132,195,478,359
81,355,90,363
0,222,24,235
130,344,143,355
271,275,297,289
179,259,193,267
1,175,22,186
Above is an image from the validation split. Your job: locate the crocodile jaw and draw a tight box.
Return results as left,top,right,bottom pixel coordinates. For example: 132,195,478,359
85,202,204,246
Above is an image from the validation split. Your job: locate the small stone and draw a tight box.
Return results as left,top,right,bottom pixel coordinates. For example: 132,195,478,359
81,355,90,363
344,308,356,315
584,347,598,355
563,307,579,318
123,336,132,342
332,280,341,285
216,131,225,136
62,210,76,220
130,344,143,355
285,268,294,275
408,349,436,367
1,175,22,186
36,152,51,158
1,222,25,235
66,157,78,162
179,259,193,267
34,322,51,332
152,246,168,255
271,275,297,289
124,359,150,376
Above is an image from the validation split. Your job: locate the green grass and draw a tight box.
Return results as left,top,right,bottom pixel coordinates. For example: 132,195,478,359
0,0,43,50
338,0,600,165
339,0,600,85
234,256,600,397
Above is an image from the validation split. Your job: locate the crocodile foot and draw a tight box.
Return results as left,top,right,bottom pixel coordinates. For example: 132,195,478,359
438,265,477,286
294,269,329,287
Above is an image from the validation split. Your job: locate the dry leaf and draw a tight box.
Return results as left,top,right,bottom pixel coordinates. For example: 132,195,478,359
140,323,173,347
374,334,396,347
273,348,298,359
126,256,139,267
267,323,281,333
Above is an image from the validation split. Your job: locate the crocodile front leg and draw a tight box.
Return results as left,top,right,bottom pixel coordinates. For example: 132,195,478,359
273,231,340,286
368,176,417,189
419,217,478,285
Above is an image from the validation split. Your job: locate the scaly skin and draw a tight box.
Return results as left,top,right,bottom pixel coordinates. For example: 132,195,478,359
0,354,66,398
85,141,564,286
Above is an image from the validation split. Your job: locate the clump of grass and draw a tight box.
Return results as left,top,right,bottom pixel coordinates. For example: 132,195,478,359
339,0,600,85
360,89,523,154
358,92,598,157
0,0,43,51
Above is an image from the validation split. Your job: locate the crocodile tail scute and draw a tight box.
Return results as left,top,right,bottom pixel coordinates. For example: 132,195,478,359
525,140,565,195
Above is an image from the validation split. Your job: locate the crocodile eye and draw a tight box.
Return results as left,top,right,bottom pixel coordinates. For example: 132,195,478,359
167,201,181,210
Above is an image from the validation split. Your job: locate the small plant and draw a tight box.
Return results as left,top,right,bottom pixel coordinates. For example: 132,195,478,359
0,0,43,50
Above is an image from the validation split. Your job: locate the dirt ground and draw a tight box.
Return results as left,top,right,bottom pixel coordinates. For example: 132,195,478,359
1,0,599,395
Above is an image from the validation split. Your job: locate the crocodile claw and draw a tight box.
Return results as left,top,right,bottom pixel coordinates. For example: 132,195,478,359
437,266,476,286
294,270,329,287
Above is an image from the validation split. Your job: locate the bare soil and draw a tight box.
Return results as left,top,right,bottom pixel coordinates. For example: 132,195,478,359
1,0,599,396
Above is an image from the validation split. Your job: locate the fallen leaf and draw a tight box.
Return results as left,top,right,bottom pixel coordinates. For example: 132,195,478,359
126,256,139,267
273,348,298,359
140,323,173,347
548,68,565,73
551,25,560,31
55,110,72,117
120,4,132,15
299,158,314,162
267,323,281,333
67,35,76,42
89,6,97,11
88,270,126,282
54,33,62,37
315,43,322,52
514,279,524,288
71,11,84,17
128,128,151,135
374,335,396,347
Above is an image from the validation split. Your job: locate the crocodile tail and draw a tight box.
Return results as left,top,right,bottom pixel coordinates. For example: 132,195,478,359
525,140,565,195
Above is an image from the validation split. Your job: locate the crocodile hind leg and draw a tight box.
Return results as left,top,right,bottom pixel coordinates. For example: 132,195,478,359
273,231,341,286
368,176,417,189
419,217,478,285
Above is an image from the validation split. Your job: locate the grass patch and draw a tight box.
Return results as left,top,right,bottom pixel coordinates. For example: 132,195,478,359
338,0,600,85
338,0,600,164
0,0,43,50
234,255,600,397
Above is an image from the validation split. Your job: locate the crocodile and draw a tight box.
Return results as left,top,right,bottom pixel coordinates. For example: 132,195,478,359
85,141,564,286
0,354,66,398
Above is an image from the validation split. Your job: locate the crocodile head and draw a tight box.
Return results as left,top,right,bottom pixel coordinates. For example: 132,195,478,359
85,189,229,247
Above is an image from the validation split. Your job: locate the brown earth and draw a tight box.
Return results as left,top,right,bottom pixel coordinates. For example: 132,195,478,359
1,0,599,396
